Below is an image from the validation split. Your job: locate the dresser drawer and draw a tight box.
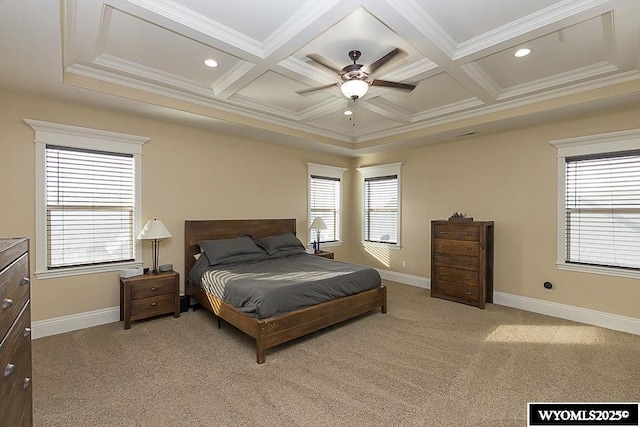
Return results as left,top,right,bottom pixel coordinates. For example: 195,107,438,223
0,302,32,425
433,266,479,286
0,253,30,339
434,239,480,256
130,276,175,300
433,253,479,271
433,225,479,241
131,294,175,320
431,280,479,304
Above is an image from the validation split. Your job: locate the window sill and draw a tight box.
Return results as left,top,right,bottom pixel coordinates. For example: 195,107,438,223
556,262,640,280
362,241,401,250
35,261,143,280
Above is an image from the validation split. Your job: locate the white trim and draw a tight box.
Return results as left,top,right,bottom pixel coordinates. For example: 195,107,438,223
31,306,121,339
24,119,148,279
377,268,430,289
357,163,402,247
549,128,640,277
381,271,640,336
307,163,347,247
493,291,640,336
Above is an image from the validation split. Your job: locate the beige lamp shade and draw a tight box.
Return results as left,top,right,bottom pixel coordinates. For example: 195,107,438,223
137,219,172,240
310,217,327,230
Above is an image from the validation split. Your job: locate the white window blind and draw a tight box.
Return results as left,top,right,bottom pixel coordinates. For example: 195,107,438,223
309,175,340,243
565,150,640,270
364,175,398,244
46,145,136,269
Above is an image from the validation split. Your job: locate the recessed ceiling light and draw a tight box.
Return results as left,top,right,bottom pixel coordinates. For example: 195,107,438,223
514,48,531,58
204,58,218,68
344,110,353,116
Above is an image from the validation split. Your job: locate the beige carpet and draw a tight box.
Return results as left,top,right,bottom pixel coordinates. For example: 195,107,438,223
32,281,640,426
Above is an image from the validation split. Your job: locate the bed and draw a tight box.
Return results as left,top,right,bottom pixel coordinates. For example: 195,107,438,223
184,219,387,363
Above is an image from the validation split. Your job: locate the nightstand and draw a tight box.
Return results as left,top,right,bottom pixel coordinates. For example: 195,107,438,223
120,271,180,330
313,250,334,259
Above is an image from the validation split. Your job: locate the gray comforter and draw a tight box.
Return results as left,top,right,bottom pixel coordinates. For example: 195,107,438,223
190,253,381,319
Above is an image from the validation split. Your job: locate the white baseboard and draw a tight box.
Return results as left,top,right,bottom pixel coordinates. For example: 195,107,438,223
32,306,120,339
377,269,430,289
32,274,639,339
493,291,640,336
380,269,640,336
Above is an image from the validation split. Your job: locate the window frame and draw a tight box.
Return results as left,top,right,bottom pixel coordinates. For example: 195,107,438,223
307,163,346,248
550,128,640,280
357,162,402,249
25,119,148,279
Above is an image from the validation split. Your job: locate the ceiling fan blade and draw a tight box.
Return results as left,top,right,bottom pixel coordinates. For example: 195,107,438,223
306,54,342,74
371,79,415,91
366,48,401,74
296,83,339,95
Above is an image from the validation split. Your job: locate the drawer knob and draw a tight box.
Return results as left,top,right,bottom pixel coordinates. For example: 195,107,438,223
4,363,15,377
466,232,472,236
151,302,158,307
150,287,158,291
20,277,30,286
465,262,472,265
23,377,31,389
23,327,31,337
466,277,471,280
2,298,13,310
465,291,472,295
466,247,473,251
440,231,446,234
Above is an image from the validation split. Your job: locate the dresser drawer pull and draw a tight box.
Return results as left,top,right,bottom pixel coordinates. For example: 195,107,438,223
22,377,31,389
4,363,15,377
20,277,30,286
466,277,471,280
466,247,473,251
440,231,446,234
465,291,472,296
439,258,447,262
150,287,158,291
2,298,13,310
465,262,472,265
151,302,158,307
23,327,31,337
466,232,472,236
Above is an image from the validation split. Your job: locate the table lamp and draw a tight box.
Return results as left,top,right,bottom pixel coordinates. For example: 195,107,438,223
137,218,172,273
310,217,327,253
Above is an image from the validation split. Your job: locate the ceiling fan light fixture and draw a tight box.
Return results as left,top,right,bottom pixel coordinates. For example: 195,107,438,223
340,79,369,100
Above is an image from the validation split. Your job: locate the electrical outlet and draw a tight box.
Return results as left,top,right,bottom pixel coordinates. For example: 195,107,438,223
401,260,407,268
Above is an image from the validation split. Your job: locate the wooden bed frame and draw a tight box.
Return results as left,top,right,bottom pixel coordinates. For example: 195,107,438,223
184,219,387,364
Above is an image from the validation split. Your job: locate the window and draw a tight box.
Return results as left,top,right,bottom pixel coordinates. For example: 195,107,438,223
308,163,346,246
550,129,640,279
357,163,402,247
25,119,148,279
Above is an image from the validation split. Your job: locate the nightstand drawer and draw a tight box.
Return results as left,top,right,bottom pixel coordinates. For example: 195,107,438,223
130,277,174,300
433,266,478,286
131,294,175,319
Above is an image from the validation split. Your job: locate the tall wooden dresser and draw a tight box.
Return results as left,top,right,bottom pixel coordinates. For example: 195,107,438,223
431,220,494,309
0,238,32,426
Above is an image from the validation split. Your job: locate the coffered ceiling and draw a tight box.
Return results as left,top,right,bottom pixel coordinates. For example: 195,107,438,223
1,0,640,156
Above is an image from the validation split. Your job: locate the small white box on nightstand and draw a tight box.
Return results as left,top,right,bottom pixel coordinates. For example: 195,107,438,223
119,267,144,278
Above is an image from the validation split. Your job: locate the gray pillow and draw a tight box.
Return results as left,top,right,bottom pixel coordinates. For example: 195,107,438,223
254,232,305,255
198,236,266,266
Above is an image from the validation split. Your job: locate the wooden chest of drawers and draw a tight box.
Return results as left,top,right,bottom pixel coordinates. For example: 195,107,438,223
120,271,180,330
431,221,494,308
0,238,32,426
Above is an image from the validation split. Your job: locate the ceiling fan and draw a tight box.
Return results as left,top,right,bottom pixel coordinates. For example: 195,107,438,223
296,48,416,100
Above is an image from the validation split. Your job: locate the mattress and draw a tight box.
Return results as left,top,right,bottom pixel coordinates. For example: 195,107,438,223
189,253,381,319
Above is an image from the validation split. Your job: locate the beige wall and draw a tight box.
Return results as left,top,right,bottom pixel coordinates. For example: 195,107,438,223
0,90,351,321
350,105,640,319
2,89,639,323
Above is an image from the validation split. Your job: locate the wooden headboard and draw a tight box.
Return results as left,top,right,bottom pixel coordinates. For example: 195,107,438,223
184,219,296,283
